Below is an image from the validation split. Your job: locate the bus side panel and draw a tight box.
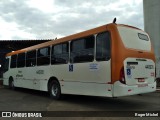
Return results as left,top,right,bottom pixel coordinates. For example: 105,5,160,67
15,68,26,88
61,82,112,97
107,24,124,84
21,67,36,89
59,61,112,97
3,73,10,86
36,66,52,91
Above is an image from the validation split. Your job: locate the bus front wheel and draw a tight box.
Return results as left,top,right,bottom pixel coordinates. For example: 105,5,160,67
49,80,61,100
9,79,15,90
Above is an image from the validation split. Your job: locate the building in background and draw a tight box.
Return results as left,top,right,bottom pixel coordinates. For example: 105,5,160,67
0,39,51,80
143,0,160,85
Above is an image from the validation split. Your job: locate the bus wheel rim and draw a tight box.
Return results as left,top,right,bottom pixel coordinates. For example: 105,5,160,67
11,81,14,88
51,84,58,96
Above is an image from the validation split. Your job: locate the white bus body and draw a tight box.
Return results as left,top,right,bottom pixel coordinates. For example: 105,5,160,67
3,23,156,99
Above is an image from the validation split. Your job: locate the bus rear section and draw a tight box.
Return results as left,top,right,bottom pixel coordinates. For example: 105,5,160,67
112,25,156,97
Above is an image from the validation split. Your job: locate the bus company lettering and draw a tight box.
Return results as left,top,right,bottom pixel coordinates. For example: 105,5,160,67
126,65,135,69
16,71,23,77
36,70,44,74
18,71,22,73
89,63,99,71
16,74,23,77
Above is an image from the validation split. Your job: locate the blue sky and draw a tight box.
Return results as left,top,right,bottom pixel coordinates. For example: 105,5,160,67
0,0,143,40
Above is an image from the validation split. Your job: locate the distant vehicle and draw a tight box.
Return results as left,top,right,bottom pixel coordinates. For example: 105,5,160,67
3,21,156,99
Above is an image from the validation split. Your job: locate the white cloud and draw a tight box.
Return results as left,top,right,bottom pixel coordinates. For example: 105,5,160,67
0,18,36,40
0,0,143,40
26,0,55,13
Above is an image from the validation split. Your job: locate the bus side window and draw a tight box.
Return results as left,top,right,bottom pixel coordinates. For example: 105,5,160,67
10,55,17,68
37,47,50,66
17,53,25,68
96,32,111,61
26,50,36,67
70,35,94,63
51,42,69,64
4,58,9,73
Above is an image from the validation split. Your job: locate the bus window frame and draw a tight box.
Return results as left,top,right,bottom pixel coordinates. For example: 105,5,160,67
51,42,69,65
3,58,9,73
26,50,37,67
17,53,26,68
96,31,111,61
37,46,51,66
10,54,17,68
70,35,95,63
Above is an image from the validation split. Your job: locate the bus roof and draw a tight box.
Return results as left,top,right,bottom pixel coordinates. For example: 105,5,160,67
118,24,142,31
6,23,143,57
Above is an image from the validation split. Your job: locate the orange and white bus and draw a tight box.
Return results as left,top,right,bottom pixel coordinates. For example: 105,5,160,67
3,22,156,99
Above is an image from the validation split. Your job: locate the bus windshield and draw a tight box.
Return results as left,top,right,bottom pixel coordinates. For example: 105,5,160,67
117,26,151,51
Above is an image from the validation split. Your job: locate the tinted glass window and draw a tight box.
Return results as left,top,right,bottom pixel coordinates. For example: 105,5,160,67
51,42,69,64
10,55,17,68
70,36,94,63
37,47,50,66
26,50,36,67
72,39,85,51
96,32,111,61
17,53,25,68
4,58,9,72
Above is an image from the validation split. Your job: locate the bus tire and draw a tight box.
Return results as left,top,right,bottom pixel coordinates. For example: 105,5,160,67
9,78,15,90
49,80,61,100
156,78,160,87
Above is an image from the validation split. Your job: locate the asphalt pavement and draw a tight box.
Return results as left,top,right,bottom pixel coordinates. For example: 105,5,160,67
0,85,159,120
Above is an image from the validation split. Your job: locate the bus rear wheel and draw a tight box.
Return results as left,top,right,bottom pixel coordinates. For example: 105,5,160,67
49,80,61,100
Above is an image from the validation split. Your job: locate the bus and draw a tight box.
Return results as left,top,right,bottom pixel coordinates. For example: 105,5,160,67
3,22,156,99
